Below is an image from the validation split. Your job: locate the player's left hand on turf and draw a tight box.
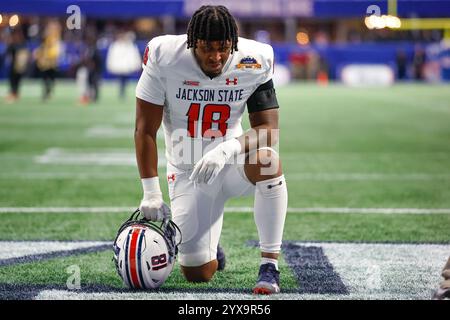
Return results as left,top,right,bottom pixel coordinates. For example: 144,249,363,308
189,138,241,184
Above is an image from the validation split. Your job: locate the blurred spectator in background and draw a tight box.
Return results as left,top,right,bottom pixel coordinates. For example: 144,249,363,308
306,50,320,80
34,20,61,101
317,55,329,85
314,30,329,47
106,30,141,100
440,41,450,81
76,33,102,105
4,28,30,104
289,51,309,80
396,49,408,80
288,49,327,82
413,45,426,81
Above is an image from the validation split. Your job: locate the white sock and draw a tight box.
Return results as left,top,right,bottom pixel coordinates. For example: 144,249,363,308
261,257,279,271
254,175,288,255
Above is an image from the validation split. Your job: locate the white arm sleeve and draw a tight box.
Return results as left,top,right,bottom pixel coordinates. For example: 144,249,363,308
135,42,165,106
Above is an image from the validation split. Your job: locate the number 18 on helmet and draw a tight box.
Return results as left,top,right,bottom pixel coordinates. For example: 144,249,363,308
113,210,181,289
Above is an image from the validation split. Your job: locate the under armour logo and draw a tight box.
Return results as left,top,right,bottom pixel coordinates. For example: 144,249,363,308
226,77,238,85
267,181,282,189
168,174,176,182
183,80,199,86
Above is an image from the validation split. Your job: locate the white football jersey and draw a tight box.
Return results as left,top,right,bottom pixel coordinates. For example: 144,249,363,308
136,34,274,169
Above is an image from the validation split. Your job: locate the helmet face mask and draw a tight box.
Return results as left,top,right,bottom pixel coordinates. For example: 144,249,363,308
113,210,181,289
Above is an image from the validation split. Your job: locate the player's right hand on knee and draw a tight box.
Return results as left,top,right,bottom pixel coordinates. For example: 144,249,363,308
139,193,171,221
139,177,171,222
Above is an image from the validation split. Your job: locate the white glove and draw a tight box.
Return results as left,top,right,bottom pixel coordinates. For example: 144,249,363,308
139,177,171,221
189,138,241,185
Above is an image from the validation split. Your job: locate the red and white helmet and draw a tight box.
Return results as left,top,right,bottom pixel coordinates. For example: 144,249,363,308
113,209,181,289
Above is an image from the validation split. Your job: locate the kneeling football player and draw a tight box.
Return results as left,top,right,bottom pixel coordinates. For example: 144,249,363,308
135,5,288,294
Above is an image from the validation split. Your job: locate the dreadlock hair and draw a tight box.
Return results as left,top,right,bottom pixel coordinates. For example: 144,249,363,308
187,5,239,53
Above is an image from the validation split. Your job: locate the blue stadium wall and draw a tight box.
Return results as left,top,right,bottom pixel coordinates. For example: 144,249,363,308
1,0,450,80
0,41,439,81
1,0,450,18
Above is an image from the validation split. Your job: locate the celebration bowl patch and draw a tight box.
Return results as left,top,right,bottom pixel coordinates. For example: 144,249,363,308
236,56,261,69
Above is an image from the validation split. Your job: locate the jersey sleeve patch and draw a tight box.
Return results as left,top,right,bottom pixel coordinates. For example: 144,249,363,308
143,46,149,66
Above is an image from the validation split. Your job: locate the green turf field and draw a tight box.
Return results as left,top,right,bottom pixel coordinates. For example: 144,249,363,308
0,80,449,300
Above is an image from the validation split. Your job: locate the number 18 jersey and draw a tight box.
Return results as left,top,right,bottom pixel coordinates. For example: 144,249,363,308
136,34,274,169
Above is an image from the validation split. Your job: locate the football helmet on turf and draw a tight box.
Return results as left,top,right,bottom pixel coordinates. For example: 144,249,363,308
113,209,181,289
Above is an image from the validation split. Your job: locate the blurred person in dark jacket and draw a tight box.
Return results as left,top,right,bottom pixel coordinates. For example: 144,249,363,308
413,45,426,81
76,33,102,105
396,49,408,80
4,28,30,104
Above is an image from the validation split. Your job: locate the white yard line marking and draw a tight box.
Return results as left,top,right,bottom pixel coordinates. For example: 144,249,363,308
114,112,134,124
1,171,450,180
32,290,438,300
300,242,449,300
85,126,133,138
0,172,138,179
84,126,165,139
0,207,133,213
34,242,450,300
288,207,450,214
34,148,137,166
0,207,450,214
228,207,450,214
34,148,166,167
0,241,110,260
287,173,450,181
